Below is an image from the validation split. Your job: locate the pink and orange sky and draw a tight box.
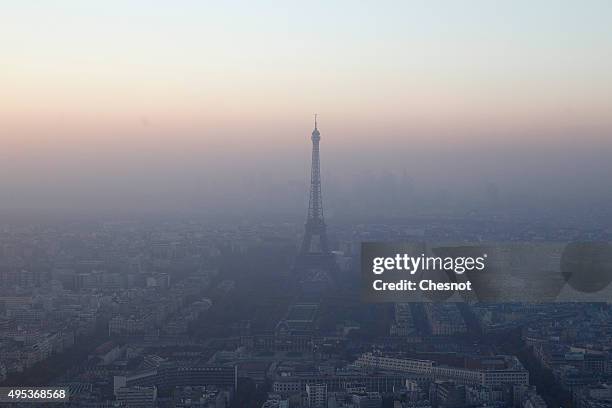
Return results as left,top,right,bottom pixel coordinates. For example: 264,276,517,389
1,1,612,212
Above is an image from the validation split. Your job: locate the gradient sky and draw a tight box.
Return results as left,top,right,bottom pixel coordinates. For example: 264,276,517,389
1,1,612,213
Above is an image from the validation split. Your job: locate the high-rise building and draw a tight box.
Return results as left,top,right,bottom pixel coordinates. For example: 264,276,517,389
306,383,328,408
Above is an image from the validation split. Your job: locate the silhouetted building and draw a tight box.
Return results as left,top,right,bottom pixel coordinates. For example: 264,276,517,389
295,116,338,295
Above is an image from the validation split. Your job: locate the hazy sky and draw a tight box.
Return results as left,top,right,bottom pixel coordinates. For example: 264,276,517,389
1,1,612,213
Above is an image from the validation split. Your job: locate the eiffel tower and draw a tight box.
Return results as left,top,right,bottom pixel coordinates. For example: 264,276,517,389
295,115,337,292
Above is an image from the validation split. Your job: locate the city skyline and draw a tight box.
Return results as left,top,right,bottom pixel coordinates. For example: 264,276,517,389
2,3,612,407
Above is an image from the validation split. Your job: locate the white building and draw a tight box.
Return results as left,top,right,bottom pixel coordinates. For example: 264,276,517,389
306,384,328,408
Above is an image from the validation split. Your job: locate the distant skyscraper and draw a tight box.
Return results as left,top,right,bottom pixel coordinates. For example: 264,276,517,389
295,116,337,294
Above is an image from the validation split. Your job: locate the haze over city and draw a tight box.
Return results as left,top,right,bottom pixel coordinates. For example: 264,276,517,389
3,3,612,408
2,1,612,215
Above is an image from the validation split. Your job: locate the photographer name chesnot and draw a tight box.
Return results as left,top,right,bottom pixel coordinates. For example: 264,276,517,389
372,279,473,292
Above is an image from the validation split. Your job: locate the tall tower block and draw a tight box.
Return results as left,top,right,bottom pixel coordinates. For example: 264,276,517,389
295,115,337,292
300,114,330,255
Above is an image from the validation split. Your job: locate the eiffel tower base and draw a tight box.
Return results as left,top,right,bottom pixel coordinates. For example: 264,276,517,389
293,253,339,298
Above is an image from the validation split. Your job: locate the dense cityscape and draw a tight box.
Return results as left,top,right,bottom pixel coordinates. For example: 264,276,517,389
3,1,612,407
1,120,611,408
0,212,611,407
